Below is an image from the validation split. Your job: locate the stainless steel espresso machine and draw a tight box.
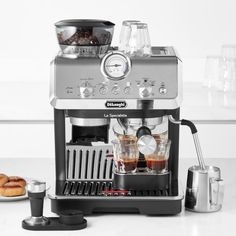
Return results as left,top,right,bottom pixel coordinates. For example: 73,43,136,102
49,19,184,215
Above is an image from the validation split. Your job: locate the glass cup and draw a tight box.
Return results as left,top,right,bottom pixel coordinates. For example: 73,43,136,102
220,60,236,92
119,21,152,57
129,22,152,57
119,20,140,53
203,56,223,89
112,139,139,174
203,52,236,93
112,123,137,141
145,139,171,174
221,44,236,59
220,45,236,92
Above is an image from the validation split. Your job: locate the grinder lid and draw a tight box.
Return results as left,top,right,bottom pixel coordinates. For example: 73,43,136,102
55,19,115,28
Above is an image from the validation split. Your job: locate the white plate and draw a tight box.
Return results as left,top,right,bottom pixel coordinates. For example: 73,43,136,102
0,178,50,202
0,193,28,202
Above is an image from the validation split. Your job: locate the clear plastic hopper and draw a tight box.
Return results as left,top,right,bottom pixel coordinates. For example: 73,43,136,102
55,19,115,58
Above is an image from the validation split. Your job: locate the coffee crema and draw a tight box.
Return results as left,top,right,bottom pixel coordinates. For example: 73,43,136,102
145,155,167,172
116,158,138,173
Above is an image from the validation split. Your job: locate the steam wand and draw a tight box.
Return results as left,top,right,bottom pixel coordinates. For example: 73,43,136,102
168,116,206,170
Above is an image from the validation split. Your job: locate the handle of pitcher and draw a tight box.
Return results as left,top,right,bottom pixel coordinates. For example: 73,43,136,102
210,178,224,206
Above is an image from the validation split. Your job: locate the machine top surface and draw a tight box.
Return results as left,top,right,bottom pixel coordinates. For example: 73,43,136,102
149,46,177,57
57,46,178,59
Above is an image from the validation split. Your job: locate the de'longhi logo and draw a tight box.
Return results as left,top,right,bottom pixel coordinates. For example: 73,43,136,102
105,101,127,108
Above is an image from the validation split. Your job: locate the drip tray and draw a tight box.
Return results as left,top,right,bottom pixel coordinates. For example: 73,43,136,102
63,181,169,197
50,180,184,215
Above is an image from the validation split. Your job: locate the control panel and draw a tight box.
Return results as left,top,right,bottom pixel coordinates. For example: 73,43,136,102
53,47,180,100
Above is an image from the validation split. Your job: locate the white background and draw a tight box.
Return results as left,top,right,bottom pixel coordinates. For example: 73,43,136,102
1,0,236,83
0,0,235,158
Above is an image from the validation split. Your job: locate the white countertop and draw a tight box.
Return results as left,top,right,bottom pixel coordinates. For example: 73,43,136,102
0,158,235,236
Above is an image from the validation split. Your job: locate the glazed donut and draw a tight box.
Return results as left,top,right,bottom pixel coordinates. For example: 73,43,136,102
0,182,25,197
8,176,26,187
0,174,8,187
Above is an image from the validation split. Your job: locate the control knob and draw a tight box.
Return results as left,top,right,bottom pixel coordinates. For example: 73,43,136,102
111,85,120,95
124,86,131,94
80,82,94,98
99,85,108,95
139,86,152,98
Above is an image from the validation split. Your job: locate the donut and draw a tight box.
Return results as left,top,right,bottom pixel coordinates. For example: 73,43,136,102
0,182,25,197
8,176,26,187
0,174,8,187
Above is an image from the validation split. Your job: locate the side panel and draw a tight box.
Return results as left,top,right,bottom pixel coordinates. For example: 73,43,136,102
54,109,66,182
168,108,180,196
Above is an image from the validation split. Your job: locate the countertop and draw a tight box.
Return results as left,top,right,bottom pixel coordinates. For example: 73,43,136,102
0,158,235,236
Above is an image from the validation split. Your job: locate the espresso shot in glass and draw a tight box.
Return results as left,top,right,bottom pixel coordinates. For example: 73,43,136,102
112,139,139,174
145,139,171,174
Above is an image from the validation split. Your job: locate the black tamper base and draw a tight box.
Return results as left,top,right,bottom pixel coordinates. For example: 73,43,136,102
59,210,84,225
22,218,87,231
22,210,87,231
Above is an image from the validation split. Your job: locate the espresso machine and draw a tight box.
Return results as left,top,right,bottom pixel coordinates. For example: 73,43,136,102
49,19,184,215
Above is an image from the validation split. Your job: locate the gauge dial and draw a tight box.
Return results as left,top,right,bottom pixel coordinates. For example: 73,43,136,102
101,51,131,80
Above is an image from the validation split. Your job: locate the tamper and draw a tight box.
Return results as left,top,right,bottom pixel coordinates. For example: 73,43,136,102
22,181,49,227
22,181,87,231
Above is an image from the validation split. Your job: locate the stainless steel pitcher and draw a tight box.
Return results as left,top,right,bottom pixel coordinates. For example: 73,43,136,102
185,165,224,212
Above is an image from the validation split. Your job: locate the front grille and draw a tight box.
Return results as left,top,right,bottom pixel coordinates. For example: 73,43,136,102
66,145,113,180
63,181,169,197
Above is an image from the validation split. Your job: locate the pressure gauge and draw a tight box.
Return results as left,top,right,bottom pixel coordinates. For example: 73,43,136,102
101,51,131,80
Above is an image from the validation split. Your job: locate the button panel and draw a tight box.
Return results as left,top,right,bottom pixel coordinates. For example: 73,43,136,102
55,52,179,100
68,78,171,99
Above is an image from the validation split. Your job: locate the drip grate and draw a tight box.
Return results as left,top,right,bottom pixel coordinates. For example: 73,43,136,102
62,181,169,197
66,145,113,180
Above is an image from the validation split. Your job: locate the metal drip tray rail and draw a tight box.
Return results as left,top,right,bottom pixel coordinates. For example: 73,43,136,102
63,181,169,197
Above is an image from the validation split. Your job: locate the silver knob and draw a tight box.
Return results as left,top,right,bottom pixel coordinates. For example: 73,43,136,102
139,87,152,98
137,135,157,155
111,86,120,95
99,85,108,95
80,82,94,98
124,86,131,94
